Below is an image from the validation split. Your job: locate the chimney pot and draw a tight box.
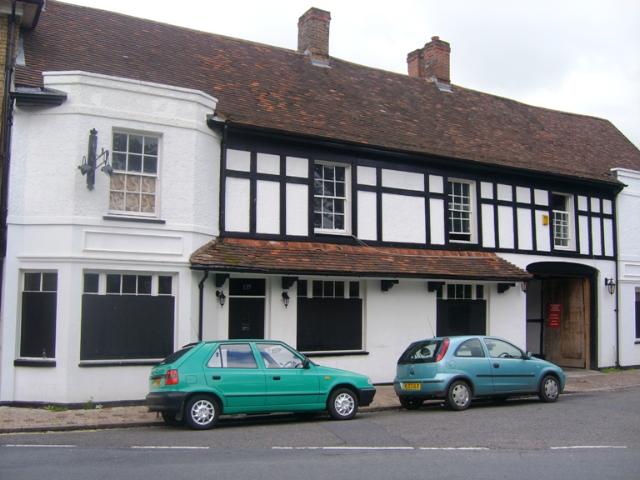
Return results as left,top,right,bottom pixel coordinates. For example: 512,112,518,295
297,7,331,61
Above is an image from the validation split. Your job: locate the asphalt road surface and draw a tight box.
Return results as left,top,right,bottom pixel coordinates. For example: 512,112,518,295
2,387,639,480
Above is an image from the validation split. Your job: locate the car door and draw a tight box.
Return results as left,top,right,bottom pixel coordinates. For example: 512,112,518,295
451,338,493,396
256,342,322,409
204,342,266,410
483,338,537,393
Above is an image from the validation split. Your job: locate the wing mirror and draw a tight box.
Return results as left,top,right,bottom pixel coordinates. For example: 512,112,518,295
524,351,533,360
302,357,311,369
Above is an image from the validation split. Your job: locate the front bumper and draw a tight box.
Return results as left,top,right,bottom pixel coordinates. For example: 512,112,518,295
146,391,188,413
357,387,376,406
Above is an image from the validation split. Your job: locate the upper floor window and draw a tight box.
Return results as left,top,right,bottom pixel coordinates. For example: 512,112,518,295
313,162,349,234
448,179,475,242
109,132,159,216
551,193,573,249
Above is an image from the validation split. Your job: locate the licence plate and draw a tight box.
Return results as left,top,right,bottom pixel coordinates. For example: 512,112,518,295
402,382,421,391
152,378,161,387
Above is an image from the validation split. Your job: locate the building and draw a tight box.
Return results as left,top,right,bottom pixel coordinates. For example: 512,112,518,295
1,1,639,404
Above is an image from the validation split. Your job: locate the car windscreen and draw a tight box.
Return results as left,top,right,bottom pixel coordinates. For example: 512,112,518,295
158,345,195,366
398,340,442,364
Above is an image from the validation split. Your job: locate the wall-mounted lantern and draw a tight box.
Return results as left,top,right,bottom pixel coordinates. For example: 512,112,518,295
282,291,290,308
520,281,528,293
78,129,112,190
604,278,616,295
215,290,226,306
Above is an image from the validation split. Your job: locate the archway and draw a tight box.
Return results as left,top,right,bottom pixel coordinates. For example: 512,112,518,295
526,262,598,369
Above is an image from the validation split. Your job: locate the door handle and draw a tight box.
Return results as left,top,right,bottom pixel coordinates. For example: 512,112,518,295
212,375,221,380
493,363,500,368
273,376,281,381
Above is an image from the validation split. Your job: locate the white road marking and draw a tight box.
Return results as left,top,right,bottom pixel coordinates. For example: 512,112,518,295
419,447,490,451
130,445,210,450
273,446,414,451
550,446,628,450
4,444,76,448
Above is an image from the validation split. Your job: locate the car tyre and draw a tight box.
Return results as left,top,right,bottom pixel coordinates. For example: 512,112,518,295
161,411,183,427
185,395,220,430
328,388,358,420
538,375,560,403
446,380,472,411
399,397,423,410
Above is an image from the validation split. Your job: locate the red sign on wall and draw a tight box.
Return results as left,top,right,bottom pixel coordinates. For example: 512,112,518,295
547,304,562,328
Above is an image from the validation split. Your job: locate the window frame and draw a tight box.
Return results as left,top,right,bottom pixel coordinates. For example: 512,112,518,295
551,192,575,250
18,270,58,360
447,178,476,243
313,161,351,235
108,130,161,218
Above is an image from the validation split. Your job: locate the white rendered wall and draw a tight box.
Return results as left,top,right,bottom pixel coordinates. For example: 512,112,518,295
381,194,425,244
1,71,219,403
613,169,640,367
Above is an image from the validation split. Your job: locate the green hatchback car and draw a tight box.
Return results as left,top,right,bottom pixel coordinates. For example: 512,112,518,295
146,340,376,429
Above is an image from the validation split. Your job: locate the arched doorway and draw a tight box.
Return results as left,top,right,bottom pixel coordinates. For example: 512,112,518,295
526,262,597,369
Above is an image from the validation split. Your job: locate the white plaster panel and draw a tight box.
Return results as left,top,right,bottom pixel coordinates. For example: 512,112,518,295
226,149,251,172
481,204,495,248
497,205,514,249
429,175,444,194
84,231,182,255
382,194,425,243
480,182,493,199
590,197,601,213
257,153,280,175
578,215,590,255
534,189,548,206
357,191,377,241
286,183,308,236
256,181,280,234
497,184,512,202
487,283,526,349
381,169,424,192
516,187,531,204
429,198,445,245
357,166,377,186
577,195,588,211
225,177,250,232
603,218,614,257
602,199,613,215
286,156,308,178
535,210,551,252
516,208,533,250
591,217,602,256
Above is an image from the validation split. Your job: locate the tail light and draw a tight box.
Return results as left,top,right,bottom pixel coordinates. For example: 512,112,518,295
165,369,179,385
435,338,450,362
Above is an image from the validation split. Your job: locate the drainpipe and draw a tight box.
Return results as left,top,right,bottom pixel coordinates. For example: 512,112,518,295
197,270,209,342
0,1,18,311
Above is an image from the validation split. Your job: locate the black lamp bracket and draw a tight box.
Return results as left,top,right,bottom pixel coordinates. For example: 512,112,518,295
78,128,112,190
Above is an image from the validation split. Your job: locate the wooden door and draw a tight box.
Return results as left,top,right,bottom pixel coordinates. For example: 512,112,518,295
543,278,590,368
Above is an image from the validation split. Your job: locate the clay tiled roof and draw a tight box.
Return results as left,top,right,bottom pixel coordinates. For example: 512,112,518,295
16,2,640,184
190,238,531,281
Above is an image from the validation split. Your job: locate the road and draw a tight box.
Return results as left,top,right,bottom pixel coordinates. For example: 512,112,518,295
1,387,639,479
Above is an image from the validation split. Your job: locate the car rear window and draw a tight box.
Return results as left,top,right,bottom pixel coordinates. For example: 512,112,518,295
398,340,442,364
158,344,195,365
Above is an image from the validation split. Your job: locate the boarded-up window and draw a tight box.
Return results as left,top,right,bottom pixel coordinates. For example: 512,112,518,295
635,290,640,339
20,272,57,358
297,298,362,352
437,299,486,336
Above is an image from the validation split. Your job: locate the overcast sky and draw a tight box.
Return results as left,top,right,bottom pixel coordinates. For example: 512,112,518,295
61,0,640,149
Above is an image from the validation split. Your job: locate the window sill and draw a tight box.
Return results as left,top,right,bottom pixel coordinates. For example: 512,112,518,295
103,215,166,224
79,359,161,367
634,340,640,345
303,351,369,358
14,358,56,367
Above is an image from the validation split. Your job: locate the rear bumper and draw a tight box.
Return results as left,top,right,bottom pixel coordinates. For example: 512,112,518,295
146,391,188,413
357,387,376,406
393,380,446,399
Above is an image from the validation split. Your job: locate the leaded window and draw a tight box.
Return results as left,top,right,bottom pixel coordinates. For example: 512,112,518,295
109,132,159,215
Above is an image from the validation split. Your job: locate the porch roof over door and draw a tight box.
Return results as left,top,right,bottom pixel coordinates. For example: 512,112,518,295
190,237,531,282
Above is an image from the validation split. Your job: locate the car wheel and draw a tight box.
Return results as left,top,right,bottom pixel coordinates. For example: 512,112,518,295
399,397,423,410
538,375,560,403
185,395,219,430
161,411,183,427
328,388,358,420
446,380,472,411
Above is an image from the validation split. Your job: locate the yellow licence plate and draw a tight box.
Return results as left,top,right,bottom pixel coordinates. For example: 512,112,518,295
152,378,161,387
402,382,421,391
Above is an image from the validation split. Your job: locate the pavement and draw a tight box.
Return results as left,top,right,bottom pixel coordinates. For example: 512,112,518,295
1,368,639,434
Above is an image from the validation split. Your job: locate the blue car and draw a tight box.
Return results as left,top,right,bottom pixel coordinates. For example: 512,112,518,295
394,336,566,411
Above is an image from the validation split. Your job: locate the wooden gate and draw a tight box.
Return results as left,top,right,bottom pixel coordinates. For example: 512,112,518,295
542,277,590,368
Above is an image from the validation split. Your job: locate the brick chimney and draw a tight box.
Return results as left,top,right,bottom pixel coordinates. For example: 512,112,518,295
297,7,331,62
407,36,451,84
